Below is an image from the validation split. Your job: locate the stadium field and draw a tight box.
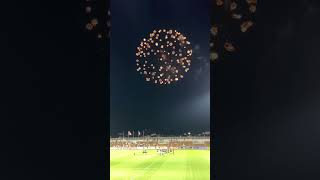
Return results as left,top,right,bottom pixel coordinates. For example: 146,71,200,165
110,149,210,180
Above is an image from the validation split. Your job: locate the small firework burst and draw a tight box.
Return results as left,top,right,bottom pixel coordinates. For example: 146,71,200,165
84,0,110,40
211,0,257,62
136,29,192,85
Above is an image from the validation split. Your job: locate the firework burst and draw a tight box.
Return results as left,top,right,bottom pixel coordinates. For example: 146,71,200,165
84,0,110,40
136,29,192,85
211,0,257,62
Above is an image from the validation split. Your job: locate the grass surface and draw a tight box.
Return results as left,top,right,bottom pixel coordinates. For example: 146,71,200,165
110,149,210,180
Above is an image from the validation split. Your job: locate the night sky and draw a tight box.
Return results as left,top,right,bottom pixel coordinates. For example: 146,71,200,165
213,0,320,179
110,0,211,136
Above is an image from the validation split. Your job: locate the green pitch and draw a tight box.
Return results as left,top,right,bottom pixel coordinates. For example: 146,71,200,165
110,149,210,180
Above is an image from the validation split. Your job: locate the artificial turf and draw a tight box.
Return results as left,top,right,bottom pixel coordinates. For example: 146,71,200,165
110,149,210,180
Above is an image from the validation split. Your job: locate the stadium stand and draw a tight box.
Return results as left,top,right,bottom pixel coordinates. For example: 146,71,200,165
110,136,210,150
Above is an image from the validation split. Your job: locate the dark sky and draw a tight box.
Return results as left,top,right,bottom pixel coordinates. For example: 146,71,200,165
2,0,108,179
110,0,211,135
213,0,320,179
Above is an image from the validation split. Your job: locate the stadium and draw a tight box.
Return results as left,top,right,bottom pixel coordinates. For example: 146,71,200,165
110,133,210,180
110,1,211,179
